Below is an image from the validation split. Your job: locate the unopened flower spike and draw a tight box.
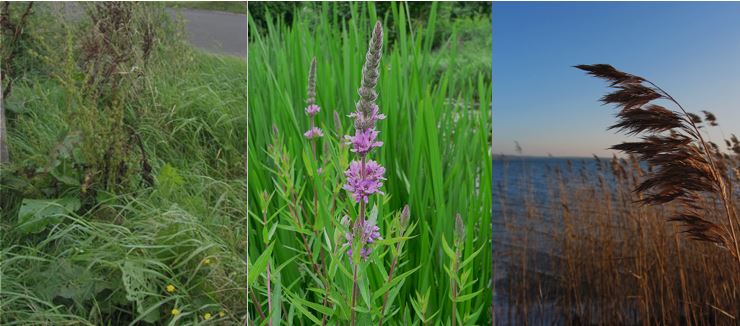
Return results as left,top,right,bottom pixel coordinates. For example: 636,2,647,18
400,205,410,230
454,213,465,245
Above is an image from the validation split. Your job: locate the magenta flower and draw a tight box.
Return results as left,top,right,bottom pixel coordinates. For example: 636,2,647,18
345,219,382,260
304,127,323,139
346,21,385,326
345,128,383,155
344,160,385,203
305,104,320,116
349,103,385,129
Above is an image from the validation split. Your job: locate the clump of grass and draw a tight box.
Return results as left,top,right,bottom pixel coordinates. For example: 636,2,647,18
248,2,492,324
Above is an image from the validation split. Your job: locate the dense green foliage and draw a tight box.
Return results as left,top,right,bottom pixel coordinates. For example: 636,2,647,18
248,1,492,87
248,2,492,324
247,1,490,33
1,3,247,324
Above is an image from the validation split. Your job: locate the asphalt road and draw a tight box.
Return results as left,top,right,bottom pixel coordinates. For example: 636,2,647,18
171,8,247,58
52,3,246,58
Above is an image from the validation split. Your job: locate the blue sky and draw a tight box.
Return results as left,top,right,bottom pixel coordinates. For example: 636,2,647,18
492,2,740,157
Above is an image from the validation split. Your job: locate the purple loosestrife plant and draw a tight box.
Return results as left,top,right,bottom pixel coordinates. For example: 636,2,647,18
345,20,385,254
342,213,382,260
304,127,323,139
303,57,333,325
344,160,385,203
347,21,384,326
304,58,323,152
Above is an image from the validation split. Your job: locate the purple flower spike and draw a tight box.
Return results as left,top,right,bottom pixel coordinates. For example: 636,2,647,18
305,104,320,116
344,160,385,203
304,58,323,144
345,219,382,261
349,104,385,128
366,104,386,122
342,21,388,269
345,128,383,155
304,127,323,139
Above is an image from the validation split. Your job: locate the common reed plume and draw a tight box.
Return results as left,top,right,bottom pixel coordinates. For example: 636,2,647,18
345,20,385,326
576,64,740,262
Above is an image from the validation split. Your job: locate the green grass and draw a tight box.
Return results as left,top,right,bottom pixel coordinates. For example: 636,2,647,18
248,2,492,324
431,15,492,88
1,4,247,325
168,2,246,15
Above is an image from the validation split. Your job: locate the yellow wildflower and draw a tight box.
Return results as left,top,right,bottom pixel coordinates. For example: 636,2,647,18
171,308,180,316
166,284,176,293
203,258,212,265
219,311,225,317
204,312,212,320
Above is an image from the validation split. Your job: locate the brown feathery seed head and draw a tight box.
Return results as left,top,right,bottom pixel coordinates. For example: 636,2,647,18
574,64,645,86
702,110,718,126
600,84,662,110
578,63,739,254
609,105,684,135
670,213,728,244
687,112,702,124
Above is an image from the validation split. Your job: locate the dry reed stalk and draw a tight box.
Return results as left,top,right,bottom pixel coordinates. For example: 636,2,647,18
496,146,740,323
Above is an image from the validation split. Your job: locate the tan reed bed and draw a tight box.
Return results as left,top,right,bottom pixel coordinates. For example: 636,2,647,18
494,65,740,325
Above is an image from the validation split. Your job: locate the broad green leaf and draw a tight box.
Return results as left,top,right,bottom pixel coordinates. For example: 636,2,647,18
16,197,80,234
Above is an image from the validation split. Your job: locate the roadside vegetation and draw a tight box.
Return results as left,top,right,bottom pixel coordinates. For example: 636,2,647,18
1,3,247,324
